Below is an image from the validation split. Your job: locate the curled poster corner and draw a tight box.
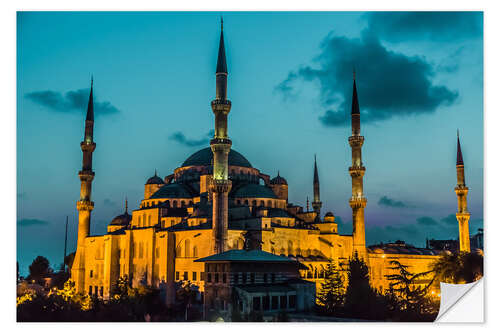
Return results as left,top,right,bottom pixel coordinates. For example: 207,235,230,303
435,278,484,322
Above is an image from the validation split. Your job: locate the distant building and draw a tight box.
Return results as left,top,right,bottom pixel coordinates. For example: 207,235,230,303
426,239,459,252
195,249,315,320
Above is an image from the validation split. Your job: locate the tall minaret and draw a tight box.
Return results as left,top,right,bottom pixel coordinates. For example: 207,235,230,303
71,78,96,292
455,130,471,253
348,73,367,257
312,154,322,217
210,19,232,254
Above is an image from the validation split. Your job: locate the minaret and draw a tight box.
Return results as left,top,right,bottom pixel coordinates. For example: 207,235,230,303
348,72,367,257
210,19,232,254
455,130,471,253
71,78,96,292
312,154,322,217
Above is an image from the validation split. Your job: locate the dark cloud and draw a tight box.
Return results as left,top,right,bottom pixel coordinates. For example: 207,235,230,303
378,195,412,208
364,12,482,43
276,31,458,127
103,198,117,207
417,216,439,226
440,214,457,225
169,130,214,147
25,88,120,116
18,219,50,227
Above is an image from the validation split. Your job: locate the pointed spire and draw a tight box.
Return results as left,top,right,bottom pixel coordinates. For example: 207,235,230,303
154,168,157,177
125,196,128,214
313,154,319,184
216,18,227,74
457,129,464,166
351,73,360,115
306,196,310,212
86,76,94,122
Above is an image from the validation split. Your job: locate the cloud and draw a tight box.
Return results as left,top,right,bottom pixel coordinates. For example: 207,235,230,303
364,12,483,43
25,88,120,116
18,219,50,227
276,31,458,127
103,198,117,207
378,195,411,208
416,216,439,226
169,130,214,147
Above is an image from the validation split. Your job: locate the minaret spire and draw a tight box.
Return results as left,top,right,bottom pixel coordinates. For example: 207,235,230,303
455,130,470,252
72,78,97,293
125,196,128,214
210,19,232,254
312,154,322,217
348,73,367,258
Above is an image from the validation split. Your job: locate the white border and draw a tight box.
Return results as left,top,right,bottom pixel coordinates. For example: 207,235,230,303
4,1,498,332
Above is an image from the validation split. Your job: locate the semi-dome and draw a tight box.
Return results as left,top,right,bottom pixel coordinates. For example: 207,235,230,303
270,172,287,185
325,212,334,217
232,183,277,199
182,147,252,168
110,212,132,226
150,183,193,199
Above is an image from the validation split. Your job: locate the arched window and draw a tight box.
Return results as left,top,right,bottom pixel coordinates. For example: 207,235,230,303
173,201,177,208
138,216,142,227
236,200,241,205
165,200,170,207
260,201,264,207
252,200,256,206
267,200,272,207
148,215,151,226
184,239,190,257
189,200,193,206
193,246,198,258
287,241,293,255
176,245,182,257
181,201,186,207
244,200,249,205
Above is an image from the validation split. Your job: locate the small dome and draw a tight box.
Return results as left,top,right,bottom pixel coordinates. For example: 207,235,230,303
146,172,164,185
270,172,287,185
110,212,132,226
325,212,334,217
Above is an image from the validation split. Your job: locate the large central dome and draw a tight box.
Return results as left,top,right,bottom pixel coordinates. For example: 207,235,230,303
182,147,253,168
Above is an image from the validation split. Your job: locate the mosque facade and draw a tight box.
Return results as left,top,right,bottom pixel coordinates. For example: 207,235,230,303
70,22,471,302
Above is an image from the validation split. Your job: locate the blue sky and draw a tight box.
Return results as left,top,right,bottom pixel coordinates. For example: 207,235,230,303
17,11,483,275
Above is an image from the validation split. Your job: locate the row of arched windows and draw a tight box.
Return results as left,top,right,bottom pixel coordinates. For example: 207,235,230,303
234,199,285,209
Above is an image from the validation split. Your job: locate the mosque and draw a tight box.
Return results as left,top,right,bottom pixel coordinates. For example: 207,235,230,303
70,22,472,303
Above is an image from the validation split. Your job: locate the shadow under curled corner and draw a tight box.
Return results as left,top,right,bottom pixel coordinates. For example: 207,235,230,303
435,278,484,322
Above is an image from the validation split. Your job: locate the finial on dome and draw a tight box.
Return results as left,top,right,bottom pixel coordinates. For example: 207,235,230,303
125,196,128,214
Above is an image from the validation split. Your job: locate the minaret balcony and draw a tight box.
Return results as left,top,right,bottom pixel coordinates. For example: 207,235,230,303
349,166,366,177
211,99,232,113
77,200,94,211
348,136,364,147
78,170,95,181
349,197,367,208
80,141,96,152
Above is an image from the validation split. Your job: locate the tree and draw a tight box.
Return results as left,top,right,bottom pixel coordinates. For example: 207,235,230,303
344,254,376,318
432,251,483,284
27,256,53,284
317,260,344,314
385,260,437,320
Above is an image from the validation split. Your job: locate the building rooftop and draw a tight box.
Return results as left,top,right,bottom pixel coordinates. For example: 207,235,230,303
149,183,193,199
194,249,295,263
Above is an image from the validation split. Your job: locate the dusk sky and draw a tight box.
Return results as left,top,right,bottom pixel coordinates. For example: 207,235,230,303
17,11,483,275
